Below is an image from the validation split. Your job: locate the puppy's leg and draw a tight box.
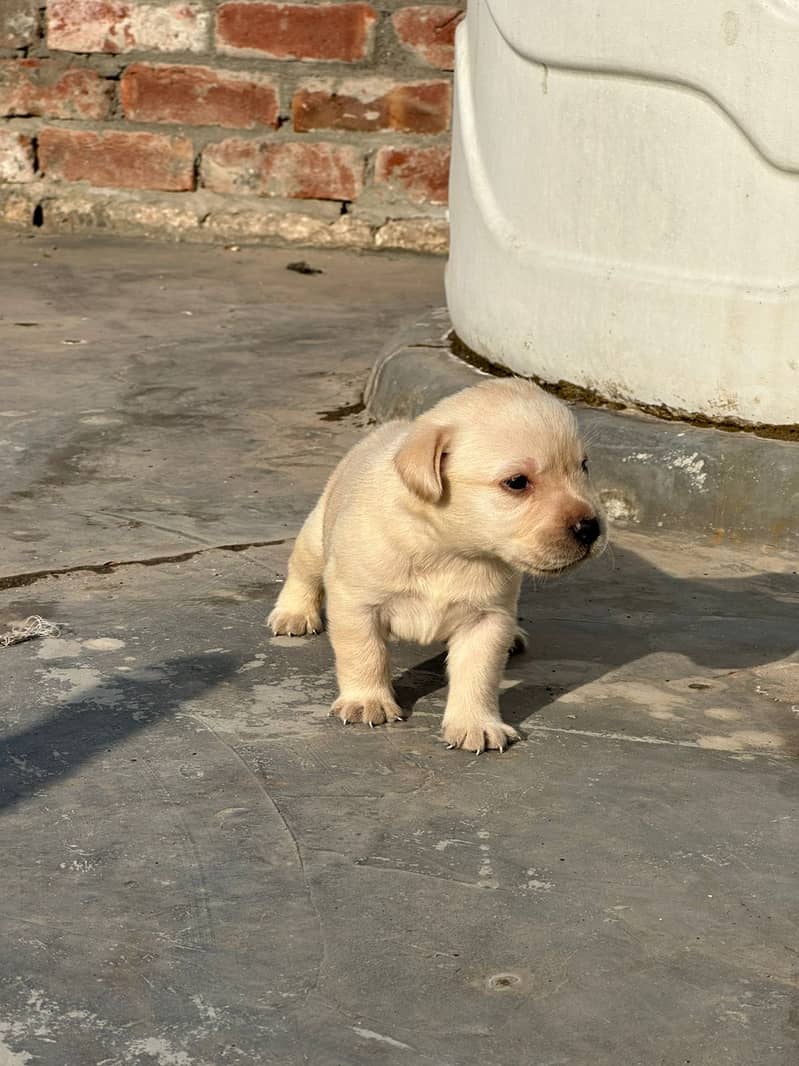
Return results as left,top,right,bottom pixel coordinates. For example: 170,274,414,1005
442,612,521,753
328,593,403,727
268,502,324,637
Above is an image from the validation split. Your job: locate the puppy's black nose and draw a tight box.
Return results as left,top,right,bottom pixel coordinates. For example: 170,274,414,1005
572,516,600,547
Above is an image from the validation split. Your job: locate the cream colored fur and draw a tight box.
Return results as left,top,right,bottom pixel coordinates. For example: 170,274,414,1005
268,378,607,753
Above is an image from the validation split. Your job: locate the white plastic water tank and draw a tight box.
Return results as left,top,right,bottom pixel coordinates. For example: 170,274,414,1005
446,0,799,426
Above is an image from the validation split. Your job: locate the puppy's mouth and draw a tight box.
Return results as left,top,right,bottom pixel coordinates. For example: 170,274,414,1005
511,531,607,577
523,546,601,576
528,559,584,576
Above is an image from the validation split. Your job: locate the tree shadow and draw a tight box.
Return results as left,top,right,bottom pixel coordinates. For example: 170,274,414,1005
0,653,237,814
389,543,798,729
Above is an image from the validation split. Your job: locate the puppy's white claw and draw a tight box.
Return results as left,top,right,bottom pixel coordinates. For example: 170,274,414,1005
368,722,374,729
508,625,529,657
446,743,456,750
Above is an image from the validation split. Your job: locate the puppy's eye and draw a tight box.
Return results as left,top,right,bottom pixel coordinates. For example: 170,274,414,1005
503,474,530,491
581,457,589,474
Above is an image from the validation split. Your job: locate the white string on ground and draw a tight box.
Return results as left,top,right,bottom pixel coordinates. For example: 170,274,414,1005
0,615,60,647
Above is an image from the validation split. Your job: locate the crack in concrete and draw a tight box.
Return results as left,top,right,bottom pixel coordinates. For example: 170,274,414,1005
307,996,457,1066
186,716,329,1003
0,539,289,591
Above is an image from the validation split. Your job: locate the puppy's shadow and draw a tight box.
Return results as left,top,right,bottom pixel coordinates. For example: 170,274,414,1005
393,650,448,717
502,543,798,730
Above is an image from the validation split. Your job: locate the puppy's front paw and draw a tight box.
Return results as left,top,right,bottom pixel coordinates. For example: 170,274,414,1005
441,715,520,754
331,695,405,727
509,626,528,656
268,607,323,637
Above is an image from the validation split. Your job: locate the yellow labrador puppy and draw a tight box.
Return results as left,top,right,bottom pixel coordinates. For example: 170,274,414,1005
269,378,607,753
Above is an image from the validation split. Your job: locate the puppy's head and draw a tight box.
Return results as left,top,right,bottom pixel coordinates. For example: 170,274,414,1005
394,378,607,574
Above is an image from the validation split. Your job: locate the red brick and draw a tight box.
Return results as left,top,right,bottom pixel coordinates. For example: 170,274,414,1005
39,128,195,191
0,130,35,182
216,2,377,62
47,0,210,55
0,0,39,48
293,78,450,134
201,139,364,201
121,64,279,129
0,60,113,120
375,145,450,204
392,6,463,70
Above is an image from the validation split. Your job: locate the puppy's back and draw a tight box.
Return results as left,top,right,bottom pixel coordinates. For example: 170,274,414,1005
321,419,410,552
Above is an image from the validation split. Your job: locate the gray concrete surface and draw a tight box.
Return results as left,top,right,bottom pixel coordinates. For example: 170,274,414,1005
1,237,798,1066
367,309,799,551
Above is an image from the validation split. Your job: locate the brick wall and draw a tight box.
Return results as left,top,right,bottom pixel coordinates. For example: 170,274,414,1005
0,1,464,252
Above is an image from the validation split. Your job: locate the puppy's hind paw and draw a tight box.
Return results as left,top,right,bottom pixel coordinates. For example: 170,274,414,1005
331,695,405,727
268,607,323,637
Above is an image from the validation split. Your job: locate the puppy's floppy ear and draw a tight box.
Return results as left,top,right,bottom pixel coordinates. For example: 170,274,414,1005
394,422,451,503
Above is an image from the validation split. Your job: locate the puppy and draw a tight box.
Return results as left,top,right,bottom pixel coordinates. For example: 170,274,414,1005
268,378,607,753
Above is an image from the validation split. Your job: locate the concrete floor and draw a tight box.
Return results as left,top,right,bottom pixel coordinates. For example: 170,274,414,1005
1,236,797,1066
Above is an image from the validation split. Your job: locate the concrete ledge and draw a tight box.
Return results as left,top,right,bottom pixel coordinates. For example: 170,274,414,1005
0,184,449,254
366,308,799,551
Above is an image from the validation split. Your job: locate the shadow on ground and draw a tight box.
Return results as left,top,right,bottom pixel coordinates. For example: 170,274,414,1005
391,542,798,741
0,653,237,813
